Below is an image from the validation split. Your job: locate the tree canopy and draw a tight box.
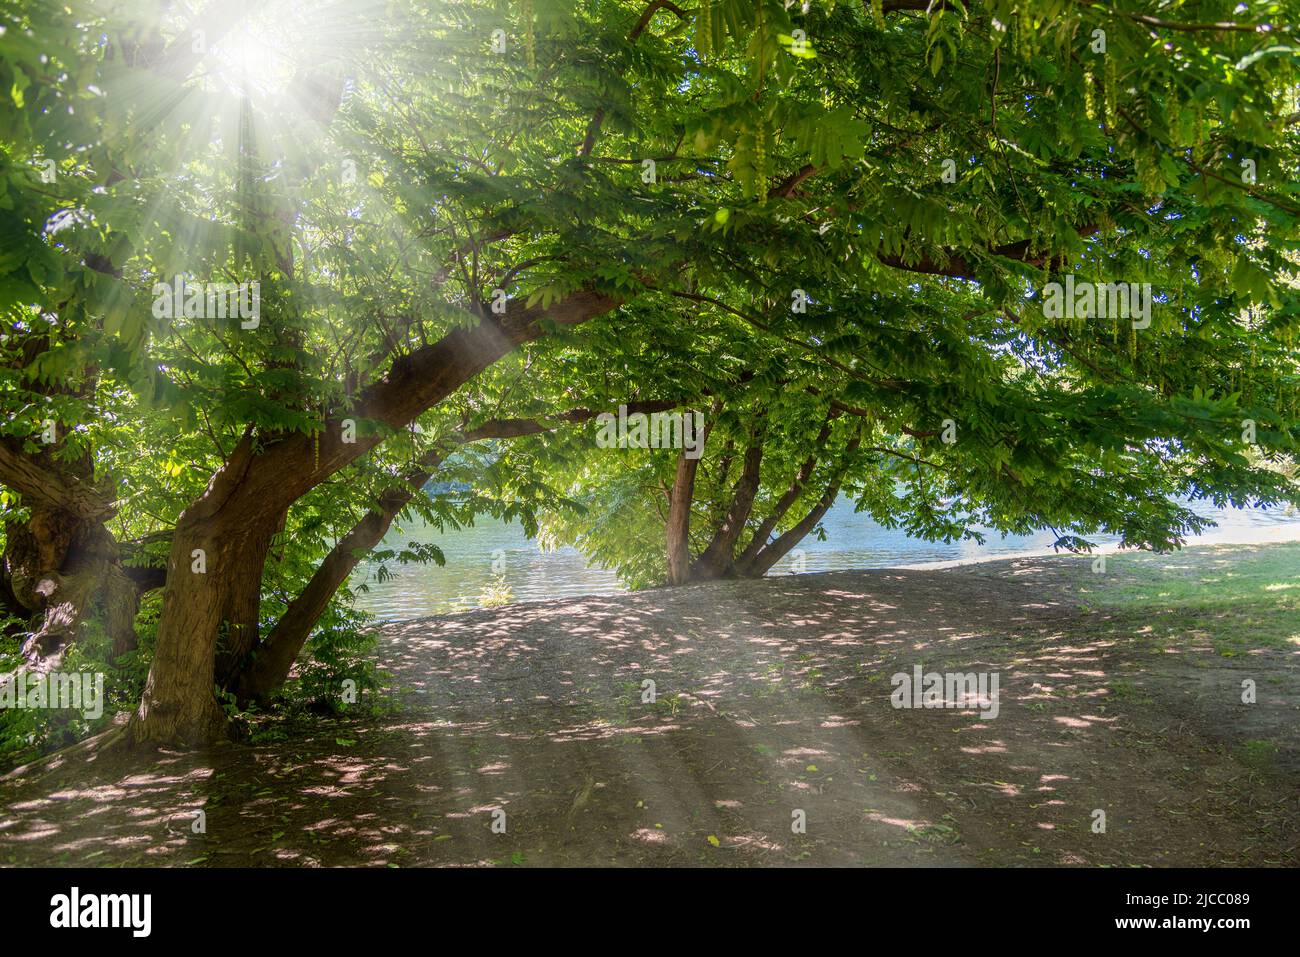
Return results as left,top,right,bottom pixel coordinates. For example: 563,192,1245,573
0,0,1297,750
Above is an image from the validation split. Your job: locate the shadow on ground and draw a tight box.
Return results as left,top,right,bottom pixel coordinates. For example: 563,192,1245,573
2,546,1297,866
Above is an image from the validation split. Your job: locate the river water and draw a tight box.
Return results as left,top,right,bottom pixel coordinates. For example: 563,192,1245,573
352,497,1300,622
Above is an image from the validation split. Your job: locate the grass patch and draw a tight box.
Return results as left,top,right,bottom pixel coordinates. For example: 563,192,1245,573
1081,542,1300,652
1237,739,1278,770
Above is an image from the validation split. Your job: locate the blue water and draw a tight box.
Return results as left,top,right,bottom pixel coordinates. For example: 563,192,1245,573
352,497,1300,622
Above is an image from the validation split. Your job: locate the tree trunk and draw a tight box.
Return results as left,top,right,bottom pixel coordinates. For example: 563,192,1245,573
690,441,762,579
234,398,691,704
738,433,862,578
665,449,700,585
734,414,837,571
212,518,284,689
233,489,413,705
126,513,234,747
125,436,263,747
3,504,138,666
130,291,623,746
739,490,837,578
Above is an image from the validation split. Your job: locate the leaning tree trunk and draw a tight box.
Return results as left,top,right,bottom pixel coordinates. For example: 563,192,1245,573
233,492,409,705
233,398,691,705
737,432,862,578
733,414,836,572
129,292,624,747
690,441,763,580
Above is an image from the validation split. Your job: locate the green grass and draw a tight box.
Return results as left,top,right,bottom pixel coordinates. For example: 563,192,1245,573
1237,739,1278,769
1082,542,1300,653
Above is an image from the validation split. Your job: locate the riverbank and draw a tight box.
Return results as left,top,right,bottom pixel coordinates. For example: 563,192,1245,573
2,542,1297,866
352,498,1300,621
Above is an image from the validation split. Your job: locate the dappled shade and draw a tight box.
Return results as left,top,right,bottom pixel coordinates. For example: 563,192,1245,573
3,548,1295,867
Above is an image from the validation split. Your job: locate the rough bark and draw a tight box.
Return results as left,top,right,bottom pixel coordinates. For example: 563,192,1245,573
126,435,257,745
0,437,138,664
5,517,139,665
211,519,283,689
126,530,235,747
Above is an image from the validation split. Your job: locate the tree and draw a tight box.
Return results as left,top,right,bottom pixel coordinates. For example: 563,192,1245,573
2,0,1297,750
443,0,1300,586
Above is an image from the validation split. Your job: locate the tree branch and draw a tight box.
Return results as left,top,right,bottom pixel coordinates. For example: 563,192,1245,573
579,0,688,156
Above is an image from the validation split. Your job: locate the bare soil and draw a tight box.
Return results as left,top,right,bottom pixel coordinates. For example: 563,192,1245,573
2,546,1297,867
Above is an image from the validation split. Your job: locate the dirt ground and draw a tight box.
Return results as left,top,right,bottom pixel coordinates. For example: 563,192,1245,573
2,546,1297,867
